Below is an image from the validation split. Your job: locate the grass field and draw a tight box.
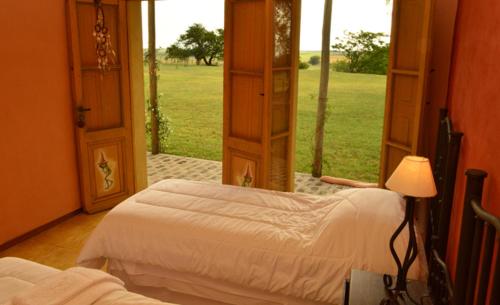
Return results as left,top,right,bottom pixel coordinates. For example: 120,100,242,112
145,61,386,182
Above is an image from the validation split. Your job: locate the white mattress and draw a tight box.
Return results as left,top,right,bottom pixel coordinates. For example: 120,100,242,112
78,179,427,305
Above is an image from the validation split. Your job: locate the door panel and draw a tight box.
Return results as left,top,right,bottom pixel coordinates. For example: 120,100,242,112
77,3,121,66
273,0,293,67
89,139,126,199
67,0,134,213
230,75,264,141
393,0,424,70
231,1,265,72
82,70,123,130
223,0,300,191
379,0,434,185
269,137,288,190
229,151,260,187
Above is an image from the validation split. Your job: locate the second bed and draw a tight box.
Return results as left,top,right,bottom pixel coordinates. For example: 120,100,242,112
77,179,426,305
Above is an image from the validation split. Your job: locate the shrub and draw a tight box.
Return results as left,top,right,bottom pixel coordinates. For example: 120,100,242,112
298,61,310,70
308,55,320,65
331,60,351,73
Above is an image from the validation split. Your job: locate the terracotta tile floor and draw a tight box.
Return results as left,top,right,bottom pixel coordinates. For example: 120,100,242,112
148,153,348,195
0,154,347,269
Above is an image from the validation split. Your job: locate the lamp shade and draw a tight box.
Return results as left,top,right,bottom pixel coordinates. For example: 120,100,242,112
386,156,437,198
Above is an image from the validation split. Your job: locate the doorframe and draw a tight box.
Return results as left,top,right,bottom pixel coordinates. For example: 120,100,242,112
124,0,459,194
126,0,148,191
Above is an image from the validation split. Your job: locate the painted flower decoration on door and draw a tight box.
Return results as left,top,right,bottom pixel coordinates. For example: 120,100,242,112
240,164,253,187
98,152,113,190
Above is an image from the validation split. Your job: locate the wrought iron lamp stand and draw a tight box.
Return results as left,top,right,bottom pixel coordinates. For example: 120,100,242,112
380,196,420,305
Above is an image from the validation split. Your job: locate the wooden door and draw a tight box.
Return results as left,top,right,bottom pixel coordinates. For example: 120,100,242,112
67,0,135,213
379,0,434,185
223,0,301,191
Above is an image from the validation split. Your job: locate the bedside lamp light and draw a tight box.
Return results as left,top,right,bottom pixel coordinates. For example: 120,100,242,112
382,156,437,304
386,156,437,198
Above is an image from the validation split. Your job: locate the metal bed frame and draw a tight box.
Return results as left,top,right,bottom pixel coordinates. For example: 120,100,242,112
424,109,499,305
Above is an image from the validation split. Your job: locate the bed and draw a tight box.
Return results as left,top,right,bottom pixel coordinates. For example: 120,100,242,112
77,181,428,305
76,110,463,305
0,257,177,305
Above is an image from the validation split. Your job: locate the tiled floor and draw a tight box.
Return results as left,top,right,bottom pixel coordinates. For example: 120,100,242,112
0,212,106,270
148,153,348,195
0,153,347,269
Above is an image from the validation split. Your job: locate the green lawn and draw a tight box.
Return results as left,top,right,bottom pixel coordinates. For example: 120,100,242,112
145,63,386,182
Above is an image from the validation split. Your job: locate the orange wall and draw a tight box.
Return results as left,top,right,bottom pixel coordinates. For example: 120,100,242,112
445,0,500,277
0,1,81,245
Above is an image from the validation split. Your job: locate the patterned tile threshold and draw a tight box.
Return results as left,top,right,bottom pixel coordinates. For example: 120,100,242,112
147,153,349,196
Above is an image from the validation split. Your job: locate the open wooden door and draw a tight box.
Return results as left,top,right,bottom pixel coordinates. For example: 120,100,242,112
379,0,435,185
67,0,135,213
223,0,301,191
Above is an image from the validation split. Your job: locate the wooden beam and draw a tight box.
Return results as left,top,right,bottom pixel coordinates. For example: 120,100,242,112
148,0,159,154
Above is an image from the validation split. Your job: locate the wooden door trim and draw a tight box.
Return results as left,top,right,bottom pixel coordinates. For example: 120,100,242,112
413,0,435,154
286,0,301,190
379,0,435,186
222,0,232,184
67,0,88,208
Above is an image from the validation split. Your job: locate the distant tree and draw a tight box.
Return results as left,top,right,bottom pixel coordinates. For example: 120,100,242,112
308,55,320,65
165,44,191,63
332,31,389,75
165,24,224,66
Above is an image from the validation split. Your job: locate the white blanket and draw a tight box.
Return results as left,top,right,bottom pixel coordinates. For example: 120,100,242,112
0,257,177,305
78,179,426,304
4,267,123,305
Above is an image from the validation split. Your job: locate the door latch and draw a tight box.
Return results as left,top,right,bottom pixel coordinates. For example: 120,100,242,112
76,106,91,128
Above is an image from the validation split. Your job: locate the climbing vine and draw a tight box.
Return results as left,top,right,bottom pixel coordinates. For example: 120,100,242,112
146,94,171,153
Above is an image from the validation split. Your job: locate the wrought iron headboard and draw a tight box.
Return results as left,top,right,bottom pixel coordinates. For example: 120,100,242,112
429,170,500,305
454,170,500,305
426,109,463,259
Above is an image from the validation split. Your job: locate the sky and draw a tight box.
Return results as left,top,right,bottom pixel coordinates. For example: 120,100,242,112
141,0,392,51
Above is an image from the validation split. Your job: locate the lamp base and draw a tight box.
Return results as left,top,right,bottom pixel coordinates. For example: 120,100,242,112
379,290,414,305
379,291,404,305
382,196,419,305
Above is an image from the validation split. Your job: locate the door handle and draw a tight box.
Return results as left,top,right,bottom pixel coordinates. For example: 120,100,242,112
76,106,91,128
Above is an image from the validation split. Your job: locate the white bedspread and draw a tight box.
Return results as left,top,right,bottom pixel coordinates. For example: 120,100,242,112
0,257,176,305
78,179,426,304
6,267,124,305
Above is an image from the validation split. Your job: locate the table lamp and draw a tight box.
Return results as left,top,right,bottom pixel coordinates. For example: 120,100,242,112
382,156,437,304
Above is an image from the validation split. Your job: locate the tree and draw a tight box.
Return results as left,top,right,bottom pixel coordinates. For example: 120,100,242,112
312,0,333,177
332,31,389,75
166,24,224,66
165,44,190,64
148,0,159,154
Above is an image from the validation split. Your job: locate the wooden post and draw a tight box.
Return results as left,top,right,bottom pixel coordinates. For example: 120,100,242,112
312,0,333,177
148,0,159,154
